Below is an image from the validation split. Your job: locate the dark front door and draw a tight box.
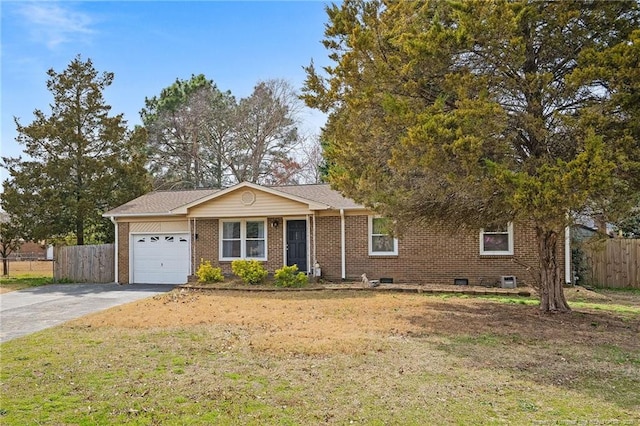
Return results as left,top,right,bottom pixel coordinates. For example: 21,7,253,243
286,220,307,272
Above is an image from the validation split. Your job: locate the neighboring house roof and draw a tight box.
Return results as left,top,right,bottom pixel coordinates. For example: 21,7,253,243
573,213,615,236
103,182,364,218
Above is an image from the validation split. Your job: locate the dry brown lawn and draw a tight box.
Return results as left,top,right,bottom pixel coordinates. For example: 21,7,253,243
77,288,639,356
2,260,53,276
3,287,639,424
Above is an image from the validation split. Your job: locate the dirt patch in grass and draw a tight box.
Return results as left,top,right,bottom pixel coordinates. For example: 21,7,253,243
563,286,612,302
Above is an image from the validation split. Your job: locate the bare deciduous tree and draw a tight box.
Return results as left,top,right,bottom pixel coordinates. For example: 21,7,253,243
228,79,303,184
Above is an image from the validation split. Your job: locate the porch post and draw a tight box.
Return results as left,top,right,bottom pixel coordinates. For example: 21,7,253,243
312,213,317,270
306,214,312,274
340,209,346,280
191,218,197,275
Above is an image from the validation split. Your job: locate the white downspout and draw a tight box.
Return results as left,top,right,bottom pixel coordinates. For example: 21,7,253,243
306,214,312,274
109,217,119,284
192,218,197,275
564,225,571,284
312,213,317,270
340,209,346,280
282,219,287,267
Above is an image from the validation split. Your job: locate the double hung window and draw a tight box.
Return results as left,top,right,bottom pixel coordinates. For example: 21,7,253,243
368,216,398,256
220,219,266,260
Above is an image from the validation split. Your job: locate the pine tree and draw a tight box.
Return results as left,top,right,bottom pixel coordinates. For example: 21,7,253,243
303,0,640,312
1,56,150,245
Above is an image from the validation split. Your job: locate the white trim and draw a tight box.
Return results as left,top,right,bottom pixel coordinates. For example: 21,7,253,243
480,222,514,256
103,212,182,218
340,209,346,280
281,219,287,267
306,214,312,274
191,218,197,276
565,226,571,284
219,218,268,261
368,216,399,256
312,213,317,271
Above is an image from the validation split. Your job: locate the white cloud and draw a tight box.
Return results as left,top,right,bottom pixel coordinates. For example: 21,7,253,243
15,2,95,49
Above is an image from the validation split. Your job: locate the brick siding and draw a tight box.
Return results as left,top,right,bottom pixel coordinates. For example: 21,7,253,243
194,217,284,276
119,213,563,286
117,222,129,284
316,215,559,286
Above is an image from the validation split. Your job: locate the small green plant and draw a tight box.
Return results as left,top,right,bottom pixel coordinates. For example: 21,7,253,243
274,265,308,288
231,259,268,285
196,259,224,283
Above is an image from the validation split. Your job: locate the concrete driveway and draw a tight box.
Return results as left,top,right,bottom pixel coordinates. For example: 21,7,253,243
0,283,174,343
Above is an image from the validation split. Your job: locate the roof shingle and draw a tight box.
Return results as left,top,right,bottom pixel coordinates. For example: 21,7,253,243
103,184,363,217
104,189,218,216
272,184,363,210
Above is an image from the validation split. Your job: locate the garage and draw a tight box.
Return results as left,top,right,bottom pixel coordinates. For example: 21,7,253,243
132,233,190,284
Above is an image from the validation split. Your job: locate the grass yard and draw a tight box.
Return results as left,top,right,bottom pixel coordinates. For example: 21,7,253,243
0,260,54,293
1,289,639,425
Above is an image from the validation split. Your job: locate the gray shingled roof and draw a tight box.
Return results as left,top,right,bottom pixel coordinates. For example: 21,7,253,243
104,184,364,217
104,189,218,216
273,184,363,210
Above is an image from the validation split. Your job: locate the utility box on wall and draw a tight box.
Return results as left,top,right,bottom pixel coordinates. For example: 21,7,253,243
501,276,517,289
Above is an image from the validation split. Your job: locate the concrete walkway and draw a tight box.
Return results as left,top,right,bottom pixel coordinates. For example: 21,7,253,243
0,284,174,343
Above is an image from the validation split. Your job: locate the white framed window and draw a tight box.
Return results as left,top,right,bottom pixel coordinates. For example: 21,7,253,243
220,219,267,261
368,216,398,256
480,223,514,255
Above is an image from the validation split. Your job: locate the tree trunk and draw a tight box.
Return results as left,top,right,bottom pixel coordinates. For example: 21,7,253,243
536,227,570,313
77,219,84,246
2,257,8,276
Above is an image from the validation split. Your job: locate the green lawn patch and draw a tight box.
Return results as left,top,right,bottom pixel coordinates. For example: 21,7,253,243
0,275,53,291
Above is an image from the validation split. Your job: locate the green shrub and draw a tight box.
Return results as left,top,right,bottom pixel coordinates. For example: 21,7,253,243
196,259,224,283
274,265,308,288
231,259,268,285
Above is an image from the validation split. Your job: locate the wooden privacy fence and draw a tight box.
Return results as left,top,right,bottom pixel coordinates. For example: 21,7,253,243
583,239,639,289
54,244,115,283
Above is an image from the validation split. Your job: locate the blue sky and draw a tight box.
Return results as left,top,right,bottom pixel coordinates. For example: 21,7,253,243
1,1,332,183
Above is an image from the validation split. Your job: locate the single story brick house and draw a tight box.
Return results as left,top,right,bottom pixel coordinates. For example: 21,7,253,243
103,181,571,286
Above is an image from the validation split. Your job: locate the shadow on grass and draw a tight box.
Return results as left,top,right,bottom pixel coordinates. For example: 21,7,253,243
402,299,640,410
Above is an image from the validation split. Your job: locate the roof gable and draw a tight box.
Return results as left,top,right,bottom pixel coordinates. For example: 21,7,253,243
104,182,363,218
172,182,330,214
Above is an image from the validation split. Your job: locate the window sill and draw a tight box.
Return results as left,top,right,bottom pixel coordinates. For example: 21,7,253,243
479,253,514,258
219,258,268,262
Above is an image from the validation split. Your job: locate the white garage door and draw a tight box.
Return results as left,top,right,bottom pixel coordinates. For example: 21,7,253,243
132,234,190,284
